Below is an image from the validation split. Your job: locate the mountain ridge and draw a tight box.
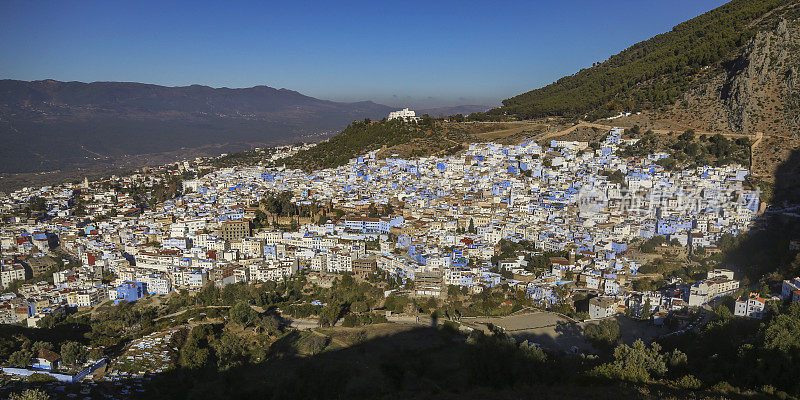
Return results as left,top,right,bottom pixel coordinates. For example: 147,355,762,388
467,0,800,187
481,0,797,121
0,79,389,118
0,79,395,175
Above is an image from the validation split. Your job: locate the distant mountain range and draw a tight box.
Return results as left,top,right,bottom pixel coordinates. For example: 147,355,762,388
0,79,395,174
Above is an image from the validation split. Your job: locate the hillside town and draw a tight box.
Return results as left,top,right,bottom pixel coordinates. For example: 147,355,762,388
6,1,800,397
0,126,797,383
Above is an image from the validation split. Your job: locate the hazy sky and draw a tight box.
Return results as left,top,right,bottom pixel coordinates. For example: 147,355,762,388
0,0,728,108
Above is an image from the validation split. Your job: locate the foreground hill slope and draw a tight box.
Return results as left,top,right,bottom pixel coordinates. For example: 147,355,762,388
0,79,393,174
480,0,800,187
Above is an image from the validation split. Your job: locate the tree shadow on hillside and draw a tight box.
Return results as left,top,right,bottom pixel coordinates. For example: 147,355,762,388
0,321,90,345
554,320,584,337
722,147,800,284
1,324,778,400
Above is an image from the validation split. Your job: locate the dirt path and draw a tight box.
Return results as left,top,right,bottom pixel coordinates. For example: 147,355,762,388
153,305,231,321
538,121,757,142
311,329,350,347
750,131,765,175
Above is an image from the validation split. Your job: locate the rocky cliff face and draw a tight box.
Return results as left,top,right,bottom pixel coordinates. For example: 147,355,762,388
721,18,800,136
672,16,800,137
660,12,800,181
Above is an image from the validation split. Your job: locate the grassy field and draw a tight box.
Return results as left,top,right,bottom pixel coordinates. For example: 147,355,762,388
470,312,669,353
465,121,549,141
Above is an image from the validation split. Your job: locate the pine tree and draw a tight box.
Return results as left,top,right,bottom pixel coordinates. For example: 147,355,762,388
641,298,653,321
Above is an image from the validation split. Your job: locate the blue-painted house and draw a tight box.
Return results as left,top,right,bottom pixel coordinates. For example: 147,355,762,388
114,281,146,304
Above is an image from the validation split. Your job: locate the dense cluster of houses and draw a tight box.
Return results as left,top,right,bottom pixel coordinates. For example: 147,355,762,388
0,126,788,329
1,347,107,383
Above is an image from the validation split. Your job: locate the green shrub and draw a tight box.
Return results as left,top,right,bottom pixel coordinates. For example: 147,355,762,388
27,373,57,383
710,381,738,394
675,374,703,390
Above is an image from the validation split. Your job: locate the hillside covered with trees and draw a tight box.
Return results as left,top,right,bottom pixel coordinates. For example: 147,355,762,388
283,118,428,171
482,0,791,120
281,116,473,171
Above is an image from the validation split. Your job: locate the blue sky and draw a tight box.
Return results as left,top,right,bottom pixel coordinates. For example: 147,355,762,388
0,0,728,108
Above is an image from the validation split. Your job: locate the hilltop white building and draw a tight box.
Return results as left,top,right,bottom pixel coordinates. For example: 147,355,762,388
388,108,420,122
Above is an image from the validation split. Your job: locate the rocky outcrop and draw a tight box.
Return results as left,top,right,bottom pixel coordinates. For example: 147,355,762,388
720,18,800,135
